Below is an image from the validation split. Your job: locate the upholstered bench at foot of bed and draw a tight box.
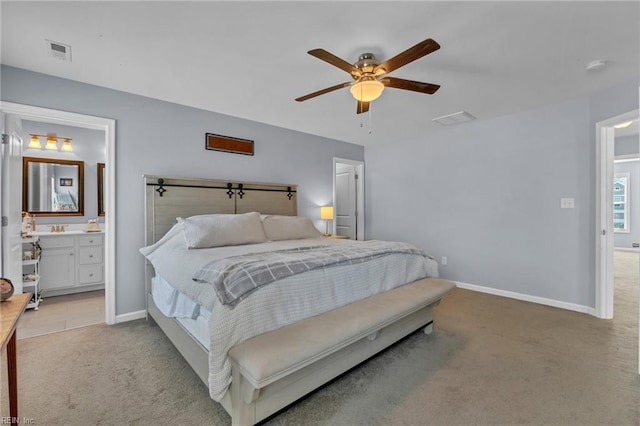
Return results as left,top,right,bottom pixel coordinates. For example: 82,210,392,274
227,277,456,426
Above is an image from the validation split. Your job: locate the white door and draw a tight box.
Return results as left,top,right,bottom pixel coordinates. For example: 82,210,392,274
1,113,24,292
334,159,364,240
335,163,357,239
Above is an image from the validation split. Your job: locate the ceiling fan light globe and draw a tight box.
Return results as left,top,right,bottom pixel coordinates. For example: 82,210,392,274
350,79,384,102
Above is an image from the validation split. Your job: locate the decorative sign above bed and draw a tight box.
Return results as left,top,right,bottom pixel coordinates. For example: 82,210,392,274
205,133,254,156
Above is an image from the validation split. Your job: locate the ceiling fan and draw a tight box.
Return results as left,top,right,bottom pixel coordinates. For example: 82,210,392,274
295,37,441,114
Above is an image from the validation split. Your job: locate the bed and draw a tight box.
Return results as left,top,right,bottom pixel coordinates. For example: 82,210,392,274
52,190,77,211
141,175,455,425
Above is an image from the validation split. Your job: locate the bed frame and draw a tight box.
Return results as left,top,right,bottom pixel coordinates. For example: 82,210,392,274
143,175,455,425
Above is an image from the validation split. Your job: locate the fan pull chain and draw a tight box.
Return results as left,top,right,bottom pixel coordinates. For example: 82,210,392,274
358,104,373,134
359,83,365,129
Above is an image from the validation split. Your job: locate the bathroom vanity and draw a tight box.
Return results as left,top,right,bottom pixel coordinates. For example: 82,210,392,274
36,229,104,296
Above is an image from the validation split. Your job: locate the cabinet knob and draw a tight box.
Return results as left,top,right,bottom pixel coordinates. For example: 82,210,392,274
89,240,94,243
89,254,93,258
89,273,93,277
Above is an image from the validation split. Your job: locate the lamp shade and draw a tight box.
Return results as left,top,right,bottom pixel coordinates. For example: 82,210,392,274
350,78,384,102
45,136,58,150
61,138,73,152
320,206,334,220
28,135,42,149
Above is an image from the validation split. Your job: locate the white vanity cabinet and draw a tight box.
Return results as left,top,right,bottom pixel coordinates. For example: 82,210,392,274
39,235,75,291
77,234,104,286
38,232,105,296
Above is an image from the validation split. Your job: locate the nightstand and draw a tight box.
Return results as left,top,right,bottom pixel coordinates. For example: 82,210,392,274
324,234,349,239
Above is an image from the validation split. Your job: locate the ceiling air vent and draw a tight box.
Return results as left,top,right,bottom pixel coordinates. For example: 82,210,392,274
45,39,72,61
432,111,476,126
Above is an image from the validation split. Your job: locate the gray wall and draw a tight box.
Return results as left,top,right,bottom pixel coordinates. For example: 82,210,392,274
2,66,364,316
613,160,640,249
365,77,639,309
21,121,106,225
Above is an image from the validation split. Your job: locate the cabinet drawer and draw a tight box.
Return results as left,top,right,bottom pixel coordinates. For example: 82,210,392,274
79,246,103,265
79,264,103,285
78,234,103,247
39,236,75,249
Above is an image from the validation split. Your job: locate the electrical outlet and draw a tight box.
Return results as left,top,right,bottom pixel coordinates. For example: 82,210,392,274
560,198,575,209
441,256,448,266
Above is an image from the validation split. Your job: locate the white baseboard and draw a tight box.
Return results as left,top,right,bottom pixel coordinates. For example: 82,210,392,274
454,281,598,317
115,310,146,323
116,284,600,322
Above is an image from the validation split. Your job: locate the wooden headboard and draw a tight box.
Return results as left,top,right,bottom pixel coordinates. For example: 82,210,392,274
144,175,298,246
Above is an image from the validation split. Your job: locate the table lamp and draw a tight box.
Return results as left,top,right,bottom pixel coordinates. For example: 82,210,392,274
320,206,334,236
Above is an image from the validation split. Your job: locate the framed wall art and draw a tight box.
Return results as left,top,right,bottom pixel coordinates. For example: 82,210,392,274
205,133,254,156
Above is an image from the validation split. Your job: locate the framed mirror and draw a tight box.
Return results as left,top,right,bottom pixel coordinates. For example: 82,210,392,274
97,162,105,217
22,157,85,216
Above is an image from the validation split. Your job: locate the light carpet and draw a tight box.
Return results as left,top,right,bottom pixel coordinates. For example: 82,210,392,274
1,252,639,425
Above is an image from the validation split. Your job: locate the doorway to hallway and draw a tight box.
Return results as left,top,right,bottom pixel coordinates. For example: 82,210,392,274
333,158,364,240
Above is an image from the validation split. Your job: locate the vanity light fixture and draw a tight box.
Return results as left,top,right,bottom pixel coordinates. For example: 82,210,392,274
28,134,73,152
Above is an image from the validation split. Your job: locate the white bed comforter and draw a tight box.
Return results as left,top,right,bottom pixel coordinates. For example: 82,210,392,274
140,224,438,401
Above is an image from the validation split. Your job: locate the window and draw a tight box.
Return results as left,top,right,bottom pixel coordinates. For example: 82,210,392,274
613,172,630,233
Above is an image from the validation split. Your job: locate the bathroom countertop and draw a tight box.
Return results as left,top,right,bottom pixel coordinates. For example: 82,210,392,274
34,229,104,236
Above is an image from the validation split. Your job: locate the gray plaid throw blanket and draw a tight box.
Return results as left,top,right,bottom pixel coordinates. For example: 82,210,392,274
192,240,428,308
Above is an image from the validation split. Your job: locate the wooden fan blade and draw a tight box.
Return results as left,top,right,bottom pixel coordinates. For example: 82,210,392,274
308,49,358,74
383,77,440,94
295,82,353,102
375,38,440,75
357,101,370,114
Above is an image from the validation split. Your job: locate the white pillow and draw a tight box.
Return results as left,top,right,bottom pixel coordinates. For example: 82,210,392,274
262,215,322,241
179,212,267,249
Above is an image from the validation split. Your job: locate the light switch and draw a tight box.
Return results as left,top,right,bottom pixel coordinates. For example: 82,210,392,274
560,198,575,209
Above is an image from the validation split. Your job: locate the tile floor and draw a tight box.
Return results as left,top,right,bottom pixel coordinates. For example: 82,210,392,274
17,290,105,339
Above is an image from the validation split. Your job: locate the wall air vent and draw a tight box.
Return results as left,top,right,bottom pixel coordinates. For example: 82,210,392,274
432,111,476,126
45,39,72,61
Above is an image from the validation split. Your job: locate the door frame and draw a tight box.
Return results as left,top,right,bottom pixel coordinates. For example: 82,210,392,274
1,102,116,325
595,108,638,320
1,113,23,292
333,157,365,240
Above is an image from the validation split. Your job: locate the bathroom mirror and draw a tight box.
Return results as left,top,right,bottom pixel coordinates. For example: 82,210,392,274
22,157,85,216
97,162,105,217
